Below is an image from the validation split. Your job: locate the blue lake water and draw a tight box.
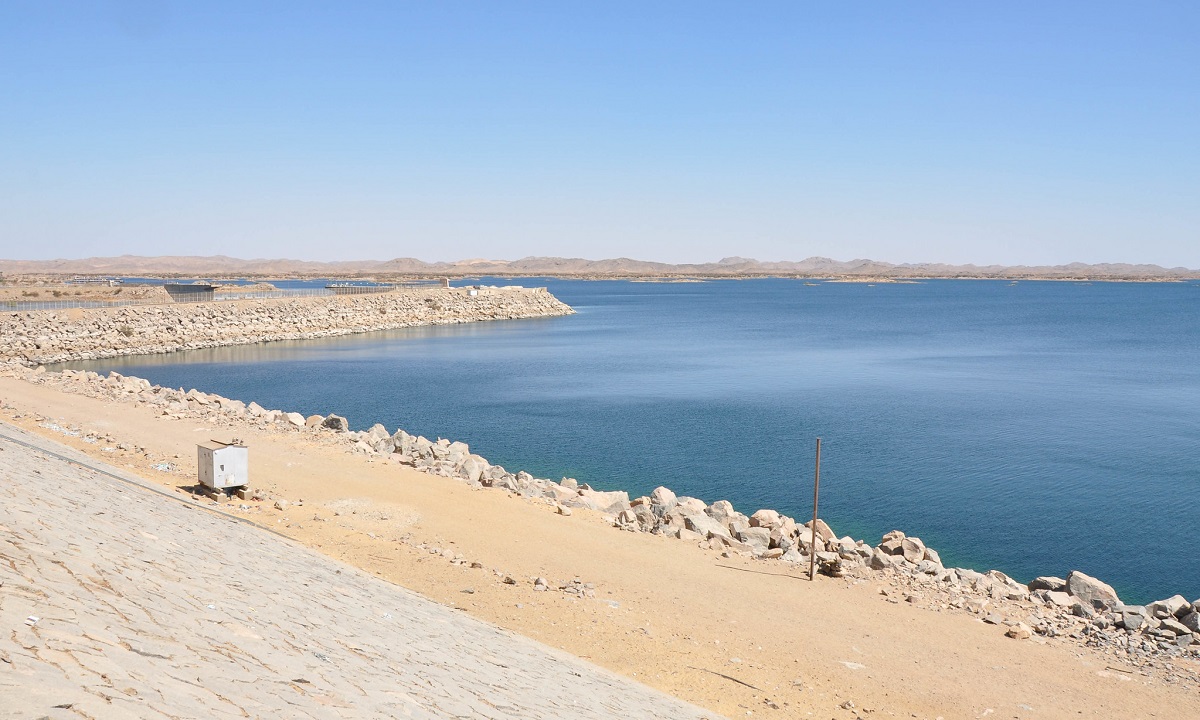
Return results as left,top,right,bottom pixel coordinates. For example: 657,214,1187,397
64,278,1200,604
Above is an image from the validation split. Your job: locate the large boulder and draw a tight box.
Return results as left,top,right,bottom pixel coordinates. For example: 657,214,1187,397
736,526,772,554
1161,617,1190,637
544,483,579,504
879,530,905,555
630,503,656,532
460,456,488,484
392,430,415,455
869,547,894,570
709,534,758,556
1041,590,1070,607
1029,576,1067,593
777,515,799,537
446,441,470,465
900,537,926,564
322,414,349,432
1181,611,1200,633
749,509,782,530
685,513,732,540
1121,610,1146,632
659,507,688,529
283,412,305,428
1065,570,1120,610
833,536,858,559
650,486,677,509
986,570,1029,601
770,529,795,552
706,500,738,525
781,548,805,564
915,559,940,575
802,519,836,544
1147,595,1191,619
576,488,630,515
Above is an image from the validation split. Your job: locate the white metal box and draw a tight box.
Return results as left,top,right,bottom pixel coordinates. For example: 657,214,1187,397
197,441,249,490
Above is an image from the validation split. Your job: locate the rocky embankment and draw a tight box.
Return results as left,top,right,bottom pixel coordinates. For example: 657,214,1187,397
0,285,573,365
7,365,1200,687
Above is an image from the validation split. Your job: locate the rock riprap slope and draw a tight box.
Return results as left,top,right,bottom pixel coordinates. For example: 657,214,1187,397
0,285,573,365
0,423,720,720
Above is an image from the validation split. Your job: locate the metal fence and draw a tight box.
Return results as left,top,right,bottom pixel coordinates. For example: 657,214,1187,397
209,288,334,301
0,299,152,312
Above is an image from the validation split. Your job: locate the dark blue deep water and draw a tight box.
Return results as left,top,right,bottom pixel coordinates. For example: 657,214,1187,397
64,279,1200,604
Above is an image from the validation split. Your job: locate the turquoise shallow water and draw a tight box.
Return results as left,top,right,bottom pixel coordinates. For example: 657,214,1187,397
65,278,1200,604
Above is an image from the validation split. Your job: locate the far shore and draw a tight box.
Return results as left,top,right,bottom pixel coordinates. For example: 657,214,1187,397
4,273,1198,286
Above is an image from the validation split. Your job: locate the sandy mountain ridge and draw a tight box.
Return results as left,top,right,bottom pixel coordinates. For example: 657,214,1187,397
1,254,1197,279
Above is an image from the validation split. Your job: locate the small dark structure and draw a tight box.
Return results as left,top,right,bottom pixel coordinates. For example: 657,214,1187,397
165,283,217,302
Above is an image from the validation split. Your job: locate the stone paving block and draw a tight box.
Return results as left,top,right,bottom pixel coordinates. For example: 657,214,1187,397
0,424,722,720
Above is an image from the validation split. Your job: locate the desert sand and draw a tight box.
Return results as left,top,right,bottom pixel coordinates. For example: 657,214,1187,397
2,375,1198,719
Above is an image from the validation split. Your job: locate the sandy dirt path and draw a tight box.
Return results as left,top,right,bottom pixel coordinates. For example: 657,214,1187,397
2,375,1198,719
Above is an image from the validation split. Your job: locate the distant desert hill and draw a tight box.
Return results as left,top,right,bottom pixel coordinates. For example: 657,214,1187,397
1,254,1196,280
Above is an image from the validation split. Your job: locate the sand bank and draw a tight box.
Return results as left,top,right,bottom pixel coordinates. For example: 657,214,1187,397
1,371,1197,719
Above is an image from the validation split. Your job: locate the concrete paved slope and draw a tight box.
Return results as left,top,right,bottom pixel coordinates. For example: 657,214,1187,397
0,425,720,720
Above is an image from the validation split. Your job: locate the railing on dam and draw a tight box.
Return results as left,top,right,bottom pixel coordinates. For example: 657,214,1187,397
0,299,151,312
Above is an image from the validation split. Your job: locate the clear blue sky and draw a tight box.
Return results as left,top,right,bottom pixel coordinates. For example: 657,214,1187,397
1,2,1196,266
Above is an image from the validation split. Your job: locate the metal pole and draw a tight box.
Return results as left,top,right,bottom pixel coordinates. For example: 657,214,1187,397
809,437,822,581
